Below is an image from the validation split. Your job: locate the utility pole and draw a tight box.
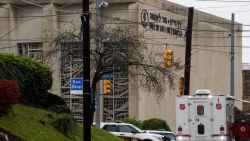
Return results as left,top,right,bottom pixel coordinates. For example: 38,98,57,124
230,13,235,97
95,0,102,128
184,7,194,96
82,0,91,141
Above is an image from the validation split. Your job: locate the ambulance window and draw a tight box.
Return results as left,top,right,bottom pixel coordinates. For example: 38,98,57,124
197,105,204,115
198,124,205,135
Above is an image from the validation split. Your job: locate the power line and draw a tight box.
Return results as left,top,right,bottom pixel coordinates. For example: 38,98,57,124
0,2,79,14
0,5,248,28
1,0,249,12
2,16,248,48
0,45,17,50
20,0,80,14
0,43,243,56
0,2,248,55
1,1,250,26
0,11,83,19
91,13,250,33
0,38,51,42
0,8,82,41
193,44,248,48
0,37,245,56
196,0,250,2
0,17,36,40
1,3,246,59
192,47,232,54
196,3,250,9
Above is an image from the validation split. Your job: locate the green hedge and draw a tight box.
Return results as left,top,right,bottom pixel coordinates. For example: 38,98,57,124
40,92,67,108
52,114,77,136
49,105,71,114
142,118,171,131
0,54,52,106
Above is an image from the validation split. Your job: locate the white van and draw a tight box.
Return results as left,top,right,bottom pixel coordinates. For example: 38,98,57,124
176,90,234,141
100,122,164,141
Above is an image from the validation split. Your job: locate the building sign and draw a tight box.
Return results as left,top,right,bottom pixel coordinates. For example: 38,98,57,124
141,9,184,37
102,73,113,79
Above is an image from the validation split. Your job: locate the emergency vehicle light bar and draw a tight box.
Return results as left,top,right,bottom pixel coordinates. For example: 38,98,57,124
195,89,211,95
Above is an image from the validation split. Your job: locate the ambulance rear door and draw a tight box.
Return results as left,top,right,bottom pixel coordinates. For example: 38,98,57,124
189,96,213,141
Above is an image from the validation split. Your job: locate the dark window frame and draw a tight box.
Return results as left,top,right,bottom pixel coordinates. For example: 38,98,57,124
103,125,118,132
118,125,139,133
197,105,204,115
198,124,205,135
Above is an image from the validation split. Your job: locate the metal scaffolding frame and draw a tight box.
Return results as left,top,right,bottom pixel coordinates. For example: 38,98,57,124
18,41,129,122
60,42,83,122
102,43,129,122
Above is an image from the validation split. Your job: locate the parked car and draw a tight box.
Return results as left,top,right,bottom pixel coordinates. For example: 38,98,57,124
144,130,176,141
100,122,164,141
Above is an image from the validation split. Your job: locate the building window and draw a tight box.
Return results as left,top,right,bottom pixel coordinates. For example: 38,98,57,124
18,42,43,63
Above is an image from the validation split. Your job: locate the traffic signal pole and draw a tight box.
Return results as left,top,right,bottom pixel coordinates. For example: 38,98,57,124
184,7,194,96
95,0,101,129
82,0,91,141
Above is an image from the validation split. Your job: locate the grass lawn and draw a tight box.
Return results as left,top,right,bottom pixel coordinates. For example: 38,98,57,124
0,104,122,141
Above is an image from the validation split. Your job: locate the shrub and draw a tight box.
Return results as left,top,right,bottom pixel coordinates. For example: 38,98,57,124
0,54,52,106
0,80,20,115
142,118,171,131
49,105,71,114
40,92,66,108
122,118,142,128
53,114,77,136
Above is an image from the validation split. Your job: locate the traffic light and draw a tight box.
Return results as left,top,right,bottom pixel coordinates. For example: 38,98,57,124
179,77,184,95
165,49,173,68
103,79,111,94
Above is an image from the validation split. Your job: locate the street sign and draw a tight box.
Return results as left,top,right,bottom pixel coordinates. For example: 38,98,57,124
102,73,113,79
70,78,83,94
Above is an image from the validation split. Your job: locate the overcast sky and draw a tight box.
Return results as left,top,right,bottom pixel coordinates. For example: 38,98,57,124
167,0,250,63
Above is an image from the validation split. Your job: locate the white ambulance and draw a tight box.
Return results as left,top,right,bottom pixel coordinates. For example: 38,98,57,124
176,90,234,141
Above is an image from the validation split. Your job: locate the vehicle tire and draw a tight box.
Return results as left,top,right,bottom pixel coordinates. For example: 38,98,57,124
143,139,152,141
165,137,171,141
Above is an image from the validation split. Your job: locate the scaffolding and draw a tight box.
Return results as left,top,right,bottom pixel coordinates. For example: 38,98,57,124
60,42,83,122
18,41,129,122
102,43,129,121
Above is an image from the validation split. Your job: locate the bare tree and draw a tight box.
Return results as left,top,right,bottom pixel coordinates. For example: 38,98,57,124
45,23,183,123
